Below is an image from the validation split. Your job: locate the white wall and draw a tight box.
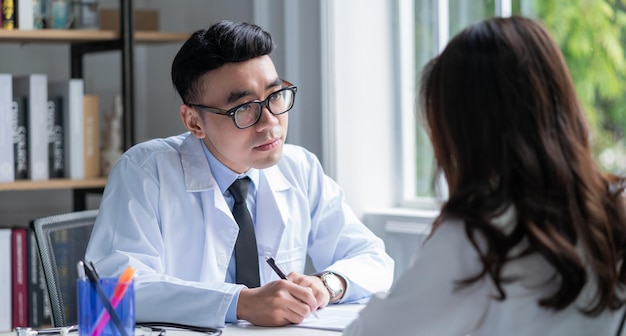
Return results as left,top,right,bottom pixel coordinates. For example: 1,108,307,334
322,0,397,217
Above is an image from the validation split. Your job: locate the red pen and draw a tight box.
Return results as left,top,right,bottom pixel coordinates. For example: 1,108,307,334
91,266,135,336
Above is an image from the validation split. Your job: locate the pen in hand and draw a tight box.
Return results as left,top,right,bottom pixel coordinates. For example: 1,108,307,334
265,256,320,319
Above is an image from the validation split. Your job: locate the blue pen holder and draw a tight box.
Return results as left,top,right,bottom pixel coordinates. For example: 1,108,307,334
77,278,135,336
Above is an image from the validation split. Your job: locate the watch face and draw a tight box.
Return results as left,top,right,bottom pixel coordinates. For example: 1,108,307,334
325,273,342,291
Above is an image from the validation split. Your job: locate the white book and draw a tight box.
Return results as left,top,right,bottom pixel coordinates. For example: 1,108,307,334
49,79,84,179
0,74,14,182
14,74,49,180
0,229,12,332
17,0,34,30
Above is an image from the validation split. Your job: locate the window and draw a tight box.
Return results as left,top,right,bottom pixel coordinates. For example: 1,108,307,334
399,0,501,207
400,0,626,208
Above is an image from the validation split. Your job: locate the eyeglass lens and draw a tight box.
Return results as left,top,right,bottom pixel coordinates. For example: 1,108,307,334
234,89,295,128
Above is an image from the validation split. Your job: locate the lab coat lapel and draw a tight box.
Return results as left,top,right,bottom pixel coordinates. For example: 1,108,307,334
180,134,214,191
203,188,238,280
179,134,235,228
180,134,239,279
256,165,292,281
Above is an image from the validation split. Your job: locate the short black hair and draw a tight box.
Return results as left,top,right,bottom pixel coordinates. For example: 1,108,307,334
171,20,275,104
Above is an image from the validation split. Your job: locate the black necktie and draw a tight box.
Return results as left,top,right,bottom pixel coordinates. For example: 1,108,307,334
228,177,260,288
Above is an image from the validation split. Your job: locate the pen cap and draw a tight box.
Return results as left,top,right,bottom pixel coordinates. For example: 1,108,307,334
77,278,135,336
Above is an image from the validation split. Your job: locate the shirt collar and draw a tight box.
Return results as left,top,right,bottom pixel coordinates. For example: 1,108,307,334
202,142,260,195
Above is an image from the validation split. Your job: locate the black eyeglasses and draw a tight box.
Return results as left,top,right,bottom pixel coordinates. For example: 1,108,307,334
188,80,298,129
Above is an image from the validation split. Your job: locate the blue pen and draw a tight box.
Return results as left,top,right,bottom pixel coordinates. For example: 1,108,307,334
265,256,320,319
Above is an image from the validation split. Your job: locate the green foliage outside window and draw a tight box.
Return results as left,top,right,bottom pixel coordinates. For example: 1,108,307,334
413,0,626,198
530,0,626,174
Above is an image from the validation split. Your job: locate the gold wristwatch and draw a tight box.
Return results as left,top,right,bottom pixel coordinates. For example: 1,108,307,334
319,271,343,302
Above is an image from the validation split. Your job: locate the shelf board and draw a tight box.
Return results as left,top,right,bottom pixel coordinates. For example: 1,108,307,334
0,178,107,191
135,31,190,43
0,29,189,43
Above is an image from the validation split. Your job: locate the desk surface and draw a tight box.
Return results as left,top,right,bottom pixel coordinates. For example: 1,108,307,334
0,304,362,336
0,324,340,336
221,324,341,335
0,327,339,336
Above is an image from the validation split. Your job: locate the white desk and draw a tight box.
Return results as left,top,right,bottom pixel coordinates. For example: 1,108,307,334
1,327,338,336
0,304,362,336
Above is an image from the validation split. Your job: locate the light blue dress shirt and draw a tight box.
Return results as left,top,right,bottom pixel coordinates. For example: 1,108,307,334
201,143,260,322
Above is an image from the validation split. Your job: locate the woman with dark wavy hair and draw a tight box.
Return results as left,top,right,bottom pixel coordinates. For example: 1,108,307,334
344,15,626,335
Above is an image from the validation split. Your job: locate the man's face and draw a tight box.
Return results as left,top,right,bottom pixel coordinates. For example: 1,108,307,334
181,55,289,173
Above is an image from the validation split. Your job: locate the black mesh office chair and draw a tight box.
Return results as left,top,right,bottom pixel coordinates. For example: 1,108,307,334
31,209,98,327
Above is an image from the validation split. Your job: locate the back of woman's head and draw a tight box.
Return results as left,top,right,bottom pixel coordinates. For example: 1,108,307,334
171,20,275,104
421,15,626,314
422,15,588,196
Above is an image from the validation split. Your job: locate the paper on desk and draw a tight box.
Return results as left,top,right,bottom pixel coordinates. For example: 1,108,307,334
295,304,365,331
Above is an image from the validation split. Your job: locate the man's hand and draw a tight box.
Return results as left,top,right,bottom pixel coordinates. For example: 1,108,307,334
288,272,331,309
237,279,318,326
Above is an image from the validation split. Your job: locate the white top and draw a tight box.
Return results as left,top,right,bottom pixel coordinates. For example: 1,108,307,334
85,132,393,328
344,207,623,335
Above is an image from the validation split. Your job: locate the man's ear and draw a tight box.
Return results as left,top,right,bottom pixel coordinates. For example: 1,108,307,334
180,104,206,138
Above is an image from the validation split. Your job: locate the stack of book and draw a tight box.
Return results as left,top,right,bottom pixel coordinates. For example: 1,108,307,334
0,227,51,331
0,74,101,183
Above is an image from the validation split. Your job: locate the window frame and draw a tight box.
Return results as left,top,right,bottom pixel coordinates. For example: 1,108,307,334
397,0,512,209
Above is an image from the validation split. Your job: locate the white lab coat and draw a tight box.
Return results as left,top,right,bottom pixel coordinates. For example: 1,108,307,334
85,132,393,327
344,207,622,336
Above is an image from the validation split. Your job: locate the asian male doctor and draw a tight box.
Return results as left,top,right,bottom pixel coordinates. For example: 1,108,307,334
85,20,393,328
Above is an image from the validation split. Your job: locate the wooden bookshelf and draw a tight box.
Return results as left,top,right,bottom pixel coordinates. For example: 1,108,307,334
0,1,187,211
0,29,189,44
0,178,107,191
0,28,187,195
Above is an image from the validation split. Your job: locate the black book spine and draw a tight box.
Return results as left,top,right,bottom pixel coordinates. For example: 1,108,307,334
27,230,41,327
12,97,28,180
47,97,64,178
28,228,51,327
